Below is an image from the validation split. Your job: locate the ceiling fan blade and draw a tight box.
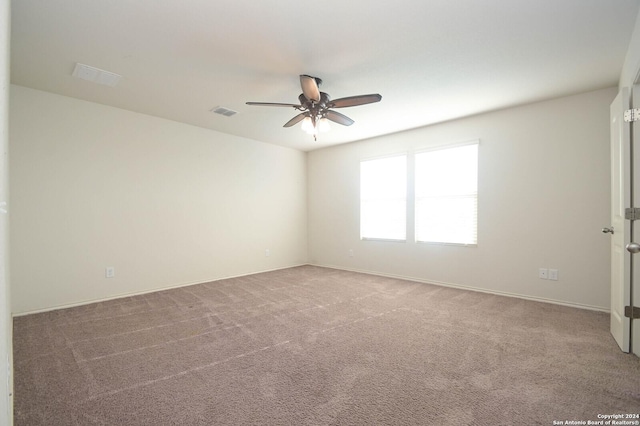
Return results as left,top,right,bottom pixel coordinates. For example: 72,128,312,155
325,110,354,126
246,102,301,108
283,112,308,128
329,94,382,108
300,75,321,102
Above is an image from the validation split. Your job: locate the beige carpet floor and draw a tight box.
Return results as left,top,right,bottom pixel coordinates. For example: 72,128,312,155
12,265,640,425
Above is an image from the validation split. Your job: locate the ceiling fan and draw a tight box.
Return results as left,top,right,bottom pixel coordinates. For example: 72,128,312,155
246,75,382,140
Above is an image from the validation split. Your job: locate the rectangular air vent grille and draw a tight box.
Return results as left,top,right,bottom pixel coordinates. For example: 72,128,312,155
72,63,121,87
210,106,238,117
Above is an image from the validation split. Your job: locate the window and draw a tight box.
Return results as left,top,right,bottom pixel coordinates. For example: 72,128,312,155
360,155,407,240
415,142,478,245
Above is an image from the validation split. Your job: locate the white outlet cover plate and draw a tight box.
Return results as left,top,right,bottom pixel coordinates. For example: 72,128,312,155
539,268,548,279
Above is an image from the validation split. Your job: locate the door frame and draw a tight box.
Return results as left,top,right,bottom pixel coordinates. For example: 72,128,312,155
631,85,640,357
610,87,631,353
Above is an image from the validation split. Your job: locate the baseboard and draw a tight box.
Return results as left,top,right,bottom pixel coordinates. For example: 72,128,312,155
12,264,309,317
308,263,610,313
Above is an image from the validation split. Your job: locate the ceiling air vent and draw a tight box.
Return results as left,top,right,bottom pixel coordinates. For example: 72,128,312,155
210,106,237,117
72,63,121,87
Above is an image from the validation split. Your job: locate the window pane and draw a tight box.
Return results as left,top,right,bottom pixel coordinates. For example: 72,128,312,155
360,155,407,240
415,143,478,244
416,196,477,244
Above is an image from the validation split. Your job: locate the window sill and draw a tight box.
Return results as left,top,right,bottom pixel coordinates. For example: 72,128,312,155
416,241,477,247
361,237,407,243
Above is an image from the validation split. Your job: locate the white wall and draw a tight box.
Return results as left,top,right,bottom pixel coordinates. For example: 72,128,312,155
308,87,616,310
10,85,308,314
620,8,640,88
0,0,11,423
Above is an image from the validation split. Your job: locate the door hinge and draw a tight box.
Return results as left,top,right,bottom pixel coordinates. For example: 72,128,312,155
625,306,640,319
625,207,640,220
624,108,640,122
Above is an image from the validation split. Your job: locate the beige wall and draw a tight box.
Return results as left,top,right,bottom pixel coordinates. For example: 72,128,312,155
620,8,640,87
8,86,618,314
308,87,616,310
10,85,308,314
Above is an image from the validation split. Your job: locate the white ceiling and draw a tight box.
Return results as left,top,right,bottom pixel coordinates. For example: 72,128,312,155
10,0,640,151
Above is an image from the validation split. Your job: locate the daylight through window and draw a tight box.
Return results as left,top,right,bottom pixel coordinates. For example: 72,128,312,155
360,155,407,240
415,142,478,245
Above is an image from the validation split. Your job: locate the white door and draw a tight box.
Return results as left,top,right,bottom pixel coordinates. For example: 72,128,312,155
609,87,631,353
632,85,640,358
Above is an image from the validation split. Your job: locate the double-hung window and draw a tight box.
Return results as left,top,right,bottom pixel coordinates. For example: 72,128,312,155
360,154,407,240
359,141,478,246
415,142,478,245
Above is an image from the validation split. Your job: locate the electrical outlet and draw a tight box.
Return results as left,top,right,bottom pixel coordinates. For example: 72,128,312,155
265,249,270,257
105,267,115,278
549,269,558,281
539,268,548,279
349,249,354,257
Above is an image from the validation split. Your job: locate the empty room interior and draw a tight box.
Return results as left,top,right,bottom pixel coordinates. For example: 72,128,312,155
2,1,640,425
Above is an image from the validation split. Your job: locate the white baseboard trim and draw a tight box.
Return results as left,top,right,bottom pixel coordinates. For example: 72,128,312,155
309,263,610,313
12,264,308,317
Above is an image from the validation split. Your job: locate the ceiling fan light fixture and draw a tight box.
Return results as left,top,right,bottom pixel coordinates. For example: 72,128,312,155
301,116,315,134
301,115,330,135
318,117,331,133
